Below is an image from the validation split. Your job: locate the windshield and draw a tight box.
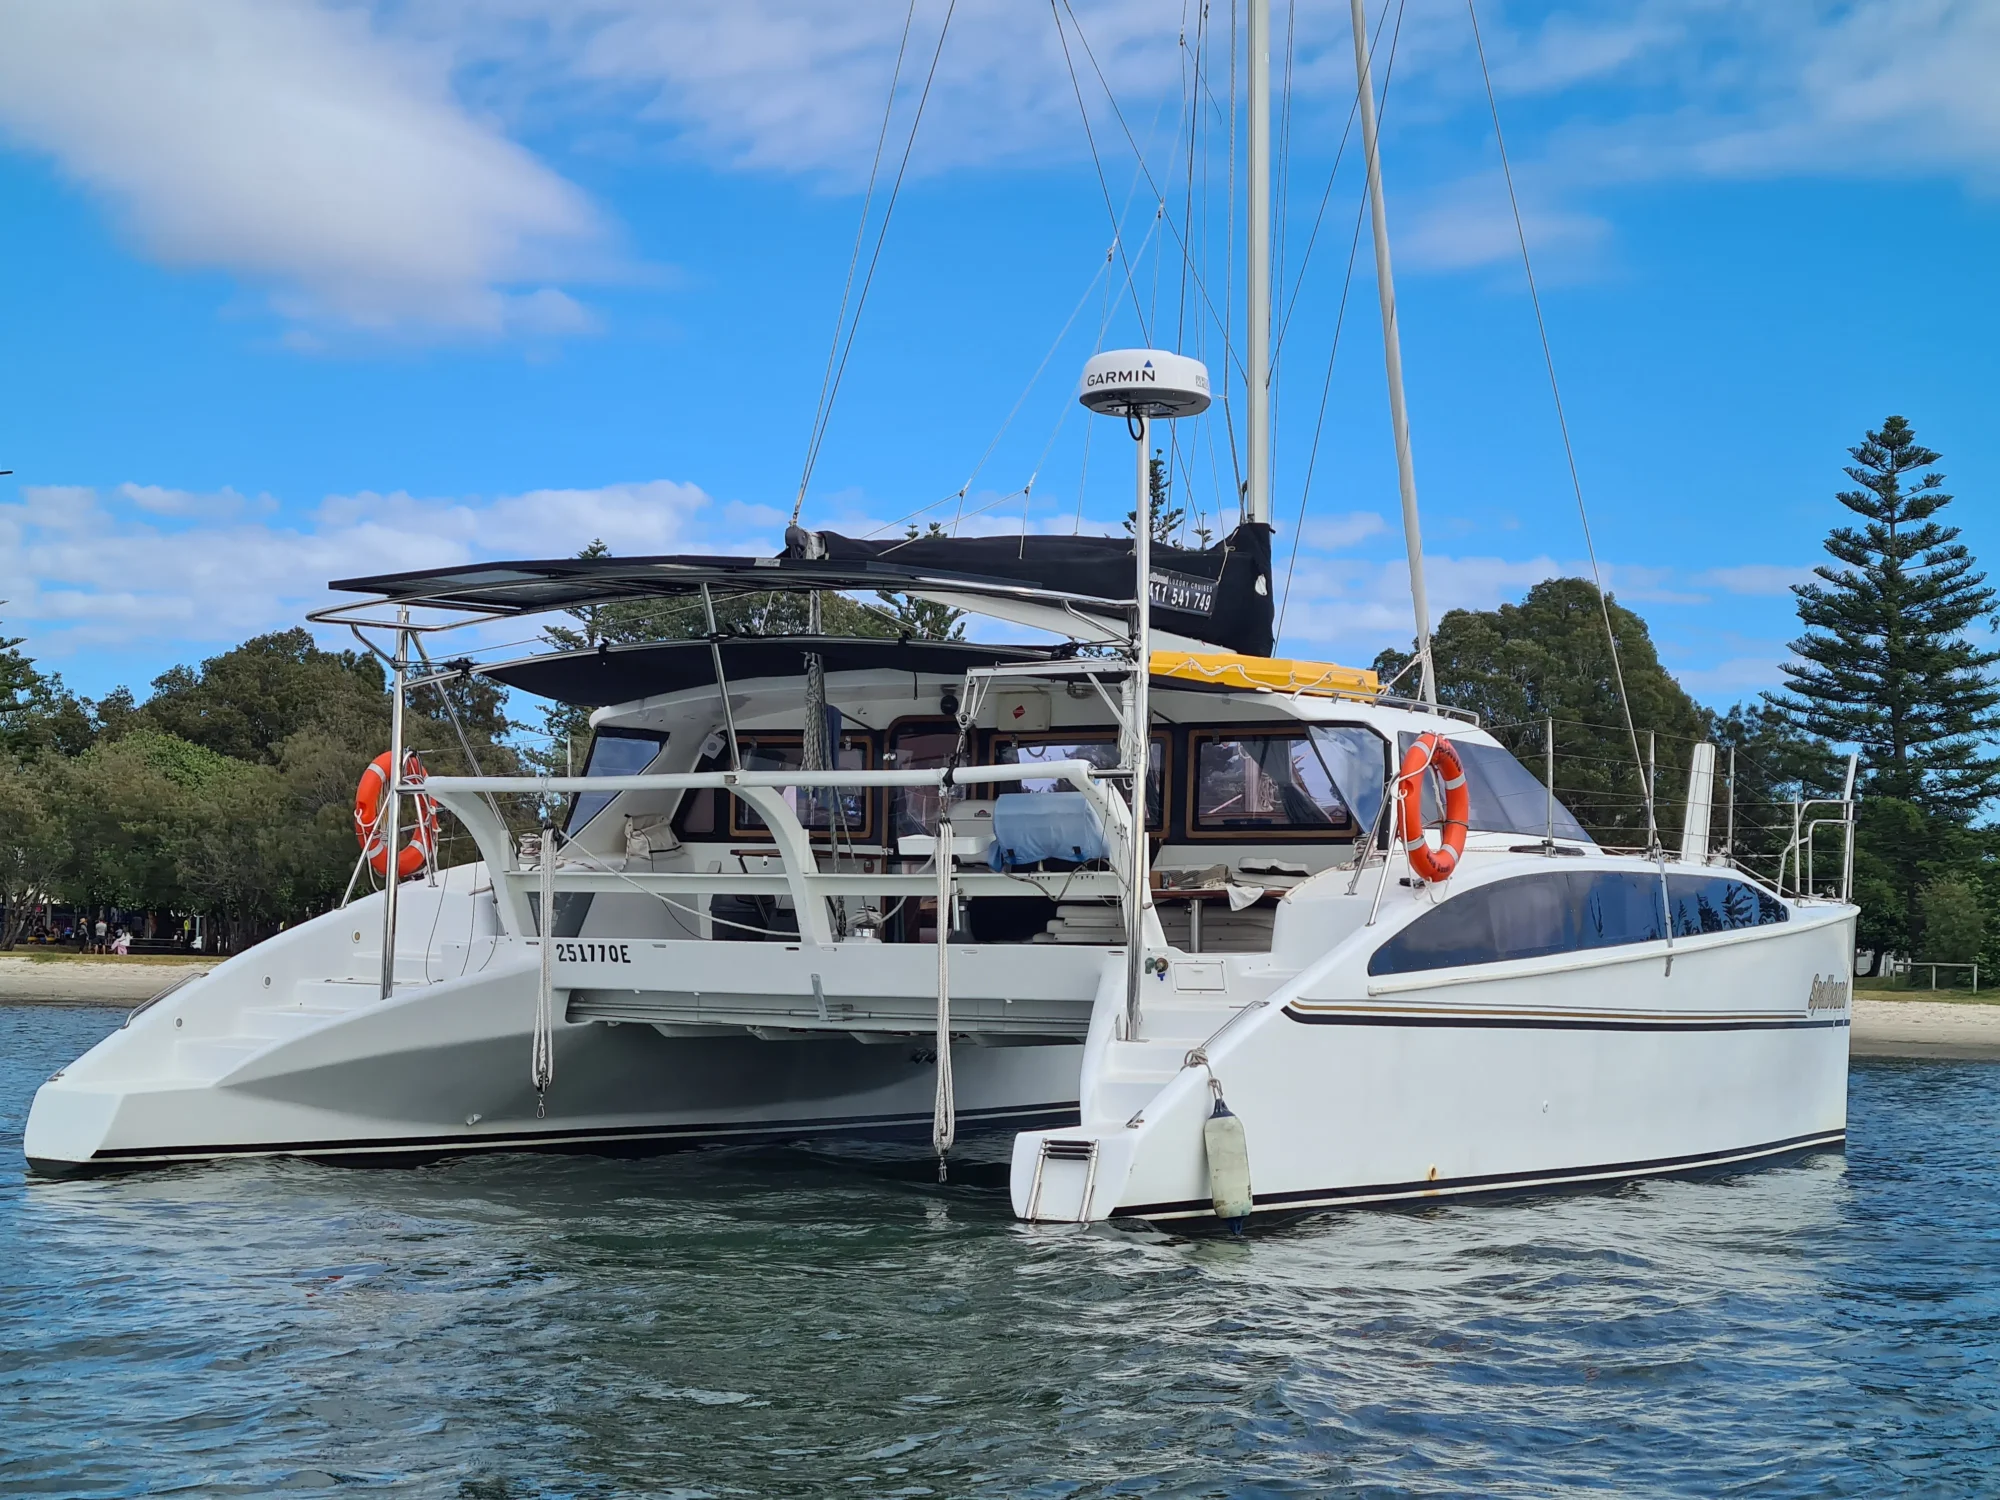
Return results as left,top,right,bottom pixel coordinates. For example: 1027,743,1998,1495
566,730,667,834
1399,732,1592,843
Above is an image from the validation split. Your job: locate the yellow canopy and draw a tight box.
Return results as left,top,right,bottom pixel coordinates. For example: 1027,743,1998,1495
1149,650,1378,699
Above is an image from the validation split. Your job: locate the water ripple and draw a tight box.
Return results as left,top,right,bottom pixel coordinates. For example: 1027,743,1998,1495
4,1006,1998,1496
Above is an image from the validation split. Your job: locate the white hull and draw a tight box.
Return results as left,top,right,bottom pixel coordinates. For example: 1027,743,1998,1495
24,868,1079,1174
1013,875,1854,1223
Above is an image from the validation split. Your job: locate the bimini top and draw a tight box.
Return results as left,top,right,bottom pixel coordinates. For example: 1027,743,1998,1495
326,522,1276,657
480,636,1070,708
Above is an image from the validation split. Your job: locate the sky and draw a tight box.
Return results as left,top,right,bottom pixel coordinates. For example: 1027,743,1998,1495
1,0,1996,726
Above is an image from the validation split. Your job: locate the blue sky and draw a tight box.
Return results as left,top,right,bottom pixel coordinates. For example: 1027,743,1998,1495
2,0,1996,722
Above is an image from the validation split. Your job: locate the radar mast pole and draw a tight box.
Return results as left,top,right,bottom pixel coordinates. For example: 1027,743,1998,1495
1349,0,1436,704
1244,0,1271,528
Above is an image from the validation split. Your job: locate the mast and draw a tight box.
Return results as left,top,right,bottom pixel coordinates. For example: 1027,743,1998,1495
1244,0,1271,528
1348,0,1435,704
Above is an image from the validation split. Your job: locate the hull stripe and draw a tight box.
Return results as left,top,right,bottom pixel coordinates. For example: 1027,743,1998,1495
1285,1007,1850,1033
1117,1128,1848,1220
72,1100,1080,1167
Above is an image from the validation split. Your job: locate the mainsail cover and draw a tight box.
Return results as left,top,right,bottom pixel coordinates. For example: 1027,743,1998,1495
790,522,1275,657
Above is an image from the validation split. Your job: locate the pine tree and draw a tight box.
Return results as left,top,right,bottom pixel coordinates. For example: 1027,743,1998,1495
1768,416,2000,816
1124,449,1186,544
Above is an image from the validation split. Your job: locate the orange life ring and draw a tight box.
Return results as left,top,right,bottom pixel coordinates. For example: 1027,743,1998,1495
354,750,440,880
1396,732,1470,882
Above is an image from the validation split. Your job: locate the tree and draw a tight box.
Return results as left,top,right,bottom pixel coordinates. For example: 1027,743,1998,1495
1375,578,1712,848
1707,700,1842,884
1767,416,2000,815
142,629,387,765
0,617,97,759
1124,449,1186,544
0,756,70,948
1918,875,1985,967
1764,417,2000,960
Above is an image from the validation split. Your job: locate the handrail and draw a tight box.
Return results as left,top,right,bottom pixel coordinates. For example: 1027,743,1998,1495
124,968,209,1028
412,759,1105,797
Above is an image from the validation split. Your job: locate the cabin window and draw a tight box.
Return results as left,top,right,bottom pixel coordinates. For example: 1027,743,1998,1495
1189,728,1380,837
731,733,875,837
1369,873,1577,974
1574,871,1666,949
990,734,1166,829
1398,733,1591,843
1666,874,1788,934
1369,869,1786,976
565,730,668,834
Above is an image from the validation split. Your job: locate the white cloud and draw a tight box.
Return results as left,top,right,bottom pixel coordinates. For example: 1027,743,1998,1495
5,0,1995,336
1670,654,1789,699
0,0,608,336
1298,510,1389,551
1698,563,1810,597
0,479,731,666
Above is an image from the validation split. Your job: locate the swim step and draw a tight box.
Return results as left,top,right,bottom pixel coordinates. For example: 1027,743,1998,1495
172,1038,267,1082
237,1005,349,1042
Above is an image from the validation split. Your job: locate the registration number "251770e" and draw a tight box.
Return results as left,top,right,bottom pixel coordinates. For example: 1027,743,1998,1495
553,940,631,964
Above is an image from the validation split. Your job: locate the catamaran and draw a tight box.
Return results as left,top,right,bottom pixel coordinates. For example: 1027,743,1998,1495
25,1,1855,1221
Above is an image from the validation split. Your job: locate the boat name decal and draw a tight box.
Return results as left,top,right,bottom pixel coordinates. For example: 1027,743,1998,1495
555,940,632,964
1150,568,1216,616
1807,974,1849,1012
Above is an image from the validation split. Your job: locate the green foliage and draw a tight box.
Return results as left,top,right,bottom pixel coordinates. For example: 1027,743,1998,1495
0,613,526,950
1125,449,1186,544
0,622,96,759
1917,875,1986,966
1375,578,1713,848
0,756,69,949
1766,416,2000,816
141,628,385,764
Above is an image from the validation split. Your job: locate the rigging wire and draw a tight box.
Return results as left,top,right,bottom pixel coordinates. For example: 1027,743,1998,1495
1276,0,1408,636
792,0,958,524
1269,0,1394,366
793,0,918,526
1056,0,1248,393
1051,0,1150,342
1463,0,1654,840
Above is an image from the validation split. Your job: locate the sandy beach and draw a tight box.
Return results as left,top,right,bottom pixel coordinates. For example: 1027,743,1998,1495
1851,997,2000,1061
0,955,209,1006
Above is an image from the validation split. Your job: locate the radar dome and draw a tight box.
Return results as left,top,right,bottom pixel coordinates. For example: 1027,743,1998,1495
1077,349,1211,419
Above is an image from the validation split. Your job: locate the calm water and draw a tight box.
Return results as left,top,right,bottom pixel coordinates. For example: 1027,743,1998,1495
3,1006,1998,1498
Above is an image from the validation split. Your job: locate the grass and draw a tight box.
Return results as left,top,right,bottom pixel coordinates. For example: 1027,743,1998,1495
2,949,211,966
1854,975,1998,1006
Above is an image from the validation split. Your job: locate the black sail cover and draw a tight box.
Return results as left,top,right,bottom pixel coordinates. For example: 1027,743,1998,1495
792,522,1275,657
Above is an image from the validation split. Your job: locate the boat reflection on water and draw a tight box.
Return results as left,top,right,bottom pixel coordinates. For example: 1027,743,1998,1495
17,1001,1996,1495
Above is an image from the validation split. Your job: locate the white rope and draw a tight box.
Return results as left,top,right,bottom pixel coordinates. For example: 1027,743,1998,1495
932,817,956,1177
532,822,557,1115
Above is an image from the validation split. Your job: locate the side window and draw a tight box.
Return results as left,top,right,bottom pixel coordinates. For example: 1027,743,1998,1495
1572,871,1665,949
565,730,668,834
1368,874,1576,976
992,735,1165,829
1192,732,1359,835
1666,874,1788,935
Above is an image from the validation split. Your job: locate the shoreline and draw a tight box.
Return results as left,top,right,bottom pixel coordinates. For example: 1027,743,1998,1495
0,955,210,1006
6,961,1998,1061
